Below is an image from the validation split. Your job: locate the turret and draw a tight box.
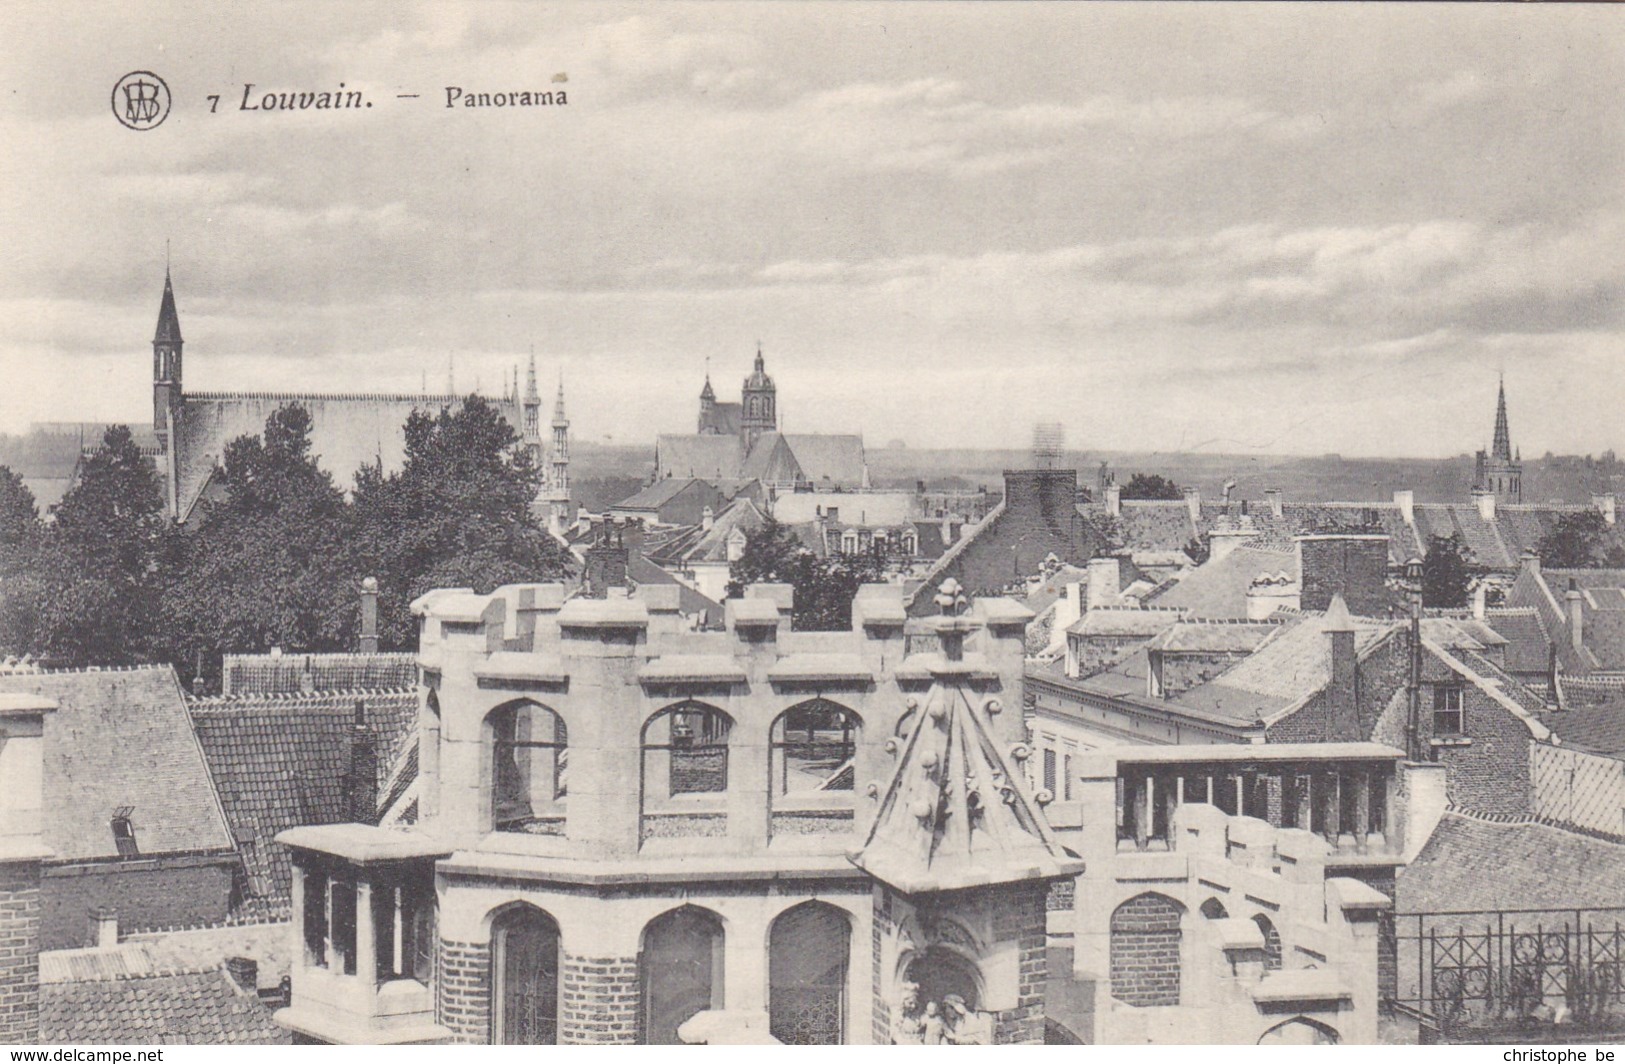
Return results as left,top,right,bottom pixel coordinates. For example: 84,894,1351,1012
740,343,777,453
152,270,184,518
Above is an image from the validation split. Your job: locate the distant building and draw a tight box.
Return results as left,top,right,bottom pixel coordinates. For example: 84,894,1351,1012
143,272,562,522
656,347,869,491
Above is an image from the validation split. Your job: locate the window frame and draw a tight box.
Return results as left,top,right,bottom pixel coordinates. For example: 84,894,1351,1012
1432,684,1466,736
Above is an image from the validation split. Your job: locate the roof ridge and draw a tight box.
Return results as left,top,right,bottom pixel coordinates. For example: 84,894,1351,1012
10,663,174,675
187,685,416,706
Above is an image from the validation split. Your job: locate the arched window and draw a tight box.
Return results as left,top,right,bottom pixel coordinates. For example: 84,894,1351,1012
769,902,849,1044
1252,913,1283,971
641,906,724,1045
771,701,858,796
491,906,561,1044
1110,893,1184,1006
489,702,568,834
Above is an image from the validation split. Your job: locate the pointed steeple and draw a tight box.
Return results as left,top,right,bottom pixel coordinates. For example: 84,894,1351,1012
1492,374,1513,462
525,352,540,404
154,269,182,345
552,370,568,426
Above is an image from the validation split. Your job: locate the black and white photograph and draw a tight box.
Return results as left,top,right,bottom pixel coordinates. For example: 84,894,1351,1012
1,1,1623,1050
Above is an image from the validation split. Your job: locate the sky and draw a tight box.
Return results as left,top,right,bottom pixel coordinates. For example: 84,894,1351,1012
1,2,1622,457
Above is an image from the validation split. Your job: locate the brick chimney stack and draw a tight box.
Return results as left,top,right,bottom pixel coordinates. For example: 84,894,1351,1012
1323,595,1361,743
1567,578,1585,658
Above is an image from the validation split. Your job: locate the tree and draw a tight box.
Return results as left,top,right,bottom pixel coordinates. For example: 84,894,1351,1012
28,426,166,664
1422,533,1476,608
0,467,43,657
726,516,886,631
349,395,573,647
160,404,355,675
1536,511,1625,569
1120,473,1183,501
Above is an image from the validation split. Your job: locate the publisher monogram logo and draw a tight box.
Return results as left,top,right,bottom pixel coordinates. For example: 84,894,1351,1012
112,71,171,130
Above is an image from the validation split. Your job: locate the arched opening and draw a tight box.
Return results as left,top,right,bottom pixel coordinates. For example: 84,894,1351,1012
1110,892,1184,1007
769,902,850,1044
770,701,860,836
489,701,567,834
1252,913,1283,971
641,703,733,841
641,906,724,1045
897,947,984,1044
491,905,561,1044
1258,1016,1339,1045
1200,898,1228,920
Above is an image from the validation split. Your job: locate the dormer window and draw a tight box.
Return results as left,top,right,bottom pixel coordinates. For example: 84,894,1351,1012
111,808,139,857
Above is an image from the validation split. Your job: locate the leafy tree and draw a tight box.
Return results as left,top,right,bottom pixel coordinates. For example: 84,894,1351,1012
0,467,43,657
28,426,166,664
1536,511,1625,569
160,404,354,674
726,515,886,630
349,395,573,647
1120,473,1183,501
1422,533,1476,608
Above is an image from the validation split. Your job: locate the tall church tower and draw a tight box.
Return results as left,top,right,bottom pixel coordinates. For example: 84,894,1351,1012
1473,375,1523,504
697,372,717,434
740,344,776,454
152,270,184,518
522,354,543,468
545,375,571,539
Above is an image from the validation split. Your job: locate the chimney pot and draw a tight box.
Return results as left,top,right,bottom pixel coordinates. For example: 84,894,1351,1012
225,956,258,992
1265,488,1284,519
91,907,118,950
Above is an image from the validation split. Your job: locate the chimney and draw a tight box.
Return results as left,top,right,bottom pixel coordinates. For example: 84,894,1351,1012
1207,524,1253,563
1182,486,1201,528
1104,482,1122,517
1594,493,1617,527
359,576,379,654
1567,578,1585,657
1323,594,1361,742
1472,488,1496,522
584,522,631,597
347,699,377,824
1521,550,1541,581
1295,533,1390,616
91,906,118,949
1471,580,1487,621
701,505,715,532
576,505,591,536
225,956,258,993
1086,557,1121,611
1393,489,1415,525
299,656,315,694
1265,488,1284,520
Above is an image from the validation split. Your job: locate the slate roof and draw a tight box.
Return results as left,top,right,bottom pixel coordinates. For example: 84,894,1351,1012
627,551,724,625
646,497,767,565
782,433,867,487
187,688,417,916
739,432,803,485
771,490,914,526
1506,566,1625,673
0,667,234,862
612,476,713,513
1539,704,1625,758
1069,608,1185,638
1397,813,1625,914
221,652,417,696
41,963,287,1045
1147,619,1280,654
655,434,746,481
1144,544,1300,619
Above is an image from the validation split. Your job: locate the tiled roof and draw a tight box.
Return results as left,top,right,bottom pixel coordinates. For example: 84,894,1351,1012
1540,705,1625,758
771,491,913,526
1107,500,1195,551
221,652,417,696
1397,813,1625,914
41,964,288,1045
649,497,766,565
1145,544,1299,619
0,667,234,861
187,688,417,916
627,552,723,625
739,433,802,485
655,434,744,481
1148,620,1279,654
612,476,711,512
1070,607,1184,638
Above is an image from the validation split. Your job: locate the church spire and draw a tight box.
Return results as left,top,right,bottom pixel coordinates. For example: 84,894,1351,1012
1492,374,1513,462
154,268,182,345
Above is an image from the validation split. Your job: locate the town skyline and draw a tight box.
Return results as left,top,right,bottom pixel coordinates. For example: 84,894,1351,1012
3,3,1623,458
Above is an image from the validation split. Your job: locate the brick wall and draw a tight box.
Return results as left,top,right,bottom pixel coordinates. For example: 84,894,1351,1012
0,862,41,1043
871,889,893,1044
1424,680,1532,817
41,862,234,950
1299,537,1390,616
989,881,1047,1045
559,952,640,1044
1109,892,1183,1008
436,938,491,1044
1267,632,1410,746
